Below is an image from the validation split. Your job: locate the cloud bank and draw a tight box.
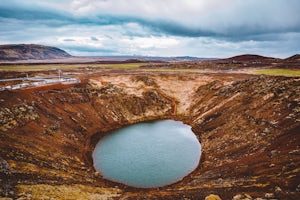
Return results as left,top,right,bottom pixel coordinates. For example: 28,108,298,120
0,0,299,58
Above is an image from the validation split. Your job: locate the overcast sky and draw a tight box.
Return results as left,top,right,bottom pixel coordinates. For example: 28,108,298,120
0,0,299,58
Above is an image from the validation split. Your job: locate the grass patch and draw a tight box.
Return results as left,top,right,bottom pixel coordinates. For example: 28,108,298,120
143,68,201,73
0,64,78,71
93,63,145,69
0,63,146,71
253,69,300,77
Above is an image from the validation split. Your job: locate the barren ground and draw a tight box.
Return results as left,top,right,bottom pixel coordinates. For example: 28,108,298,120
0,66,299,200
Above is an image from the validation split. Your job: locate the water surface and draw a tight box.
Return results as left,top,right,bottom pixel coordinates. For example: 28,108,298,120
92,120,201,188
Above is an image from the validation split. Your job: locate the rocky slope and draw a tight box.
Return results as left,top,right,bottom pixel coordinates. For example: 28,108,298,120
0,72,299,199
285,54,300,62
0,44,71,61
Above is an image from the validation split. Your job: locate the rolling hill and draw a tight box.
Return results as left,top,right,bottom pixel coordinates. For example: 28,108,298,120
0,44,71,61
285,54,300,61
217,54,276,63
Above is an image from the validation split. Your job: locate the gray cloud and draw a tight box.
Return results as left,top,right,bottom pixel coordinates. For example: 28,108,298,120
2,0,300,38
63,45,116,53
0,0,299,57
91,37,99,41
63,39,76,42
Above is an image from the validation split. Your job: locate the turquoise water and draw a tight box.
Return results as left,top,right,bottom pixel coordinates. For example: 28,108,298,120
92,120,201,188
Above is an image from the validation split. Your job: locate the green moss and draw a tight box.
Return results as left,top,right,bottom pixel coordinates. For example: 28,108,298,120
253,69,300,77
0,63,145,71
95,63,145,69
143,69,201,73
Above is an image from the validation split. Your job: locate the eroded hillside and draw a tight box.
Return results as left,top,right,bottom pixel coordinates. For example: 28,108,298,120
0,72,299,199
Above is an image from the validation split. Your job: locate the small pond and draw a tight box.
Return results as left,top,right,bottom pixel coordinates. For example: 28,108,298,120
92,120,201,188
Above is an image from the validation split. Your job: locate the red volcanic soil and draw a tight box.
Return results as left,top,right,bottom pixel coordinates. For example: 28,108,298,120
0,69,299,199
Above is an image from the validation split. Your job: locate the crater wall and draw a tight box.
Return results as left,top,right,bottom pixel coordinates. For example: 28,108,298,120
0,73,299,199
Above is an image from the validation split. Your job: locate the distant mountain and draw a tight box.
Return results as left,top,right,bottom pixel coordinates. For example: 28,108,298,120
228,54,274,61
285,54,300,61
174,56,202,60
0,44,71,61
217,54,276,63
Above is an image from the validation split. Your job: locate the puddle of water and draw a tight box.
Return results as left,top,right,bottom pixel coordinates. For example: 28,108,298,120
92,120,201,188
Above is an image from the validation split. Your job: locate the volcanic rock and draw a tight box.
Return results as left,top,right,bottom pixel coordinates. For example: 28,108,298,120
0,73,299,199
